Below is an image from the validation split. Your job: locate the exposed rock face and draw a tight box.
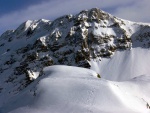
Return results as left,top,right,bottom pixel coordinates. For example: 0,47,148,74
0,8,150,95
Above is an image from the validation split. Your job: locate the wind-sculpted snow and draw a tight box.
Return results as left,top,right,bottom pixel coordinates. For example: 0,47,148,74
91,48,150,81
0,66,150,113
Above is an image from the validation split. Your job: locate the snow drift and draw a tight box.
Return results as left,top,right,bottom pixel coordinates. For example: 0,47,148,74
0,66,149,113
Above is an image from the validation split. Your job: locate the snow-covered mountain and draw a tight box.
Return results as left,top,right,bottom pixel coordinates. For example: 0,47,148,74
0,8,150,113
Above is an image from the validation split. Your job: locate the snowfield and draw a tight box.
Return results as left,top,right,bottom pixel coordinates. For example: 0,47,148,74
91,48,150,81
0,65,149,113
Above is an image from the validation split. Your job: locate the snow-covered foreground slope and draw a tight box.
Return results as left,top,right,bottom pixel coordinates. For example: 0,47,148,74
0,66,150,113
91,48,150,81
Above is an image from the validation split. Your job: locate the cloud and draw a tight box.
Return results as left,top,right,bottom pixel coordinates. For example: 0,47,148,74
114,0,150,23
0,0,150,35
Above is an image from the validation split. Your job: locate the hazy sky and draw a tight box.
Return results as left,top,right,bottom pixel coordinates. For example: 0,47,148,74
0,0,150,35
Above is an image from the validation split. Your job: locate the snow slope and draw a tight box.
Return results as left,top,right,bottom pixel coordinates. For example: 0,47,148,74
91,48,150,81
0,65,150,113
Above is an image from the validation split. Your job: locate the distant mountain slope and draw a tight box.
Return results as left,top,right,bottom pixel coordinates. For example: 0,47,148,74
0,8,150,111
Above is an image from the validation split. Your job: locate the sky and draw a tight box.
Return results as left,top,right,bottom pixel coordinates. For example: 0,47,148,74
0,0,150,35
